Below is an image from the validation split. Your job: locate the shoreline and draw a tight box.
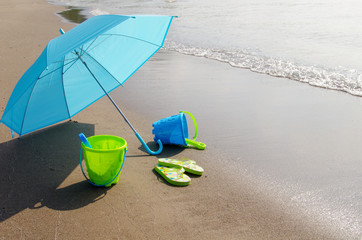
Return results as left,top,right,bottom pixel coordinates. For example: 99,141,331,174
0,1,358,239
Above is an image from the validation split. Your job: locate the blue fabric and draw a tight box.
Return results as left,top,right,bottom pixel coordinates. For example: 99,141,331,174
1,15,174,136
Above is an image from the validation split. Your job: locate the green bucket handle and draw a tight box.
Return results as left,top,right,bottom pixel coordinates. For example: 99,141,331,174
180,111,206,150
79,147,127,187
185,138,206,150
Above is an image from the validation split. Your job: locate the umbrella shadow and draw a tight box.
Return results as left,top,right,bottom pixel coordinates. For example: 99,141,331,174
0,121,105,222
31,181,108,211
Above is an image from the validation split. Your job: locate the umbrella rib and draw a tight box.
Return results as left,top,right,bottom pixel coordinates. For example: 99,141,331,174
81,35,112,55
62,58,80,75
61,56,72,119
50,55,79,65
82,36,100,54
38,59,77,80
19,74,41,136
83,52,123,86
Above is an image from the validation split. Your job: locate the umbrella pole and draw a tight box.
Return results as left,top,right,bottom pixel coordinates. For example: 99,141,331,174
79,57,163,155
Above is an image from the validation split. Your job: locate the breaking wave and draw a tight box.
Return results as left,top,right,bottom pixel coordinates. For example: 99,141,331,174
165,40,362,97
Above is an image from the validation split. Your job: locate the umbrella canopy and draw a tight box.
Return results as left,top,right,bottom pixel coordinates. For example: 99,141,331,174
1,15,174,154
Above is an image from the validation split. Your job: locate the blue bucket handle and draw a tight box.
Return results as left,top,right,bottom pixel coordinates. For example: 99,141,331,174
79,147,127,187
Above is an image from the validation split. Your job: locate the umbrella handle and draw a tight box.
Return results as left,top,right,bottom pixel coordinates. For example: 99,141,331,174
135,132,163,155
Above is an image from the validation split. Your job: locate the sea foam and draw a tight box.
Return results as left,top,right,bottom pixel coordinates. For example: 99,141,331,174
89,8,110,16
165,40,362,97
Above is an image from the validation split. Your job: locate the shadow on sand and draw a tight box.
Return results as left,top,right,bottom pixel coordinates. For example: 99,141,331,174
134,141,186,158
0,121,109,221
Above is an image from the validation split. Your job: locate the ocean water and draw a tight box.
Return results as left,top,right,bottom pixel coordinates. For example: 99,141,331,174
48,0,361,238
50,0,362,97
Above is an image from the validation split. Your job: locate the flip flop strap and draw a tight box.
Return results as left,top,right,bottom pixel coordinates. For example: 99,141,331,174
178,160,196,168
159,158,198,169
160,166,185,178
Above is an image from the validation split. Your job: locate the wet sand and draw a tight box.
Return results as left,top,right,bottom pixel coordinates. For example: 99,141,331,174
0,0,355,239
119,50,362,239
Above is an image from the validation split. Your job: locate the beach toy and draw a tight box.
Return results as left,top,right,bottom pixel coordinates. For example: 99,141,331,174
79,135,127,187
154,165,191,186
78,133,92,148
152,111,206,150
158,158,204,175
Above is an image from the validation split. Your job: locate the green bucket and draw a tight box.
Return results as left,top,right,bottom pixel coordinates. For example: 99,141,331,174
80,135,127,187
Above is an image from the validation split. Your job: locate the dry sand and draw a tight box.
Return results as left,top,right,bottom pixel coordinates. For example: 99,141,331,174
0,0,348,239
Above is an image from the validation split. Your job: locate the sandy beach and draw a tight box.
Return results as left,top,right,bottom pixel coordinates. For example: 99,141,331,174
0,0,358,239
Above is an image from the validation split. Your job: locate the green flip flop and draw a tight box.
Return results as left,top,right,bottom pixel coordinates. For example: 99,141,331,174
154,164,191,186
158,158,204,176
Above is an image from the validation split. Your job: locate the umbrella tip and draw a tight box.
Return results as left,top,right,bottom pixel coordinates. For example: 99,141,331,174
59,28,65,35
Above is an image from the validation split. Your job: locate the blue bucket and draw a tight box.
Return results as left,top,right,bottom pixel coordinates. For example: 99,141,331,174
152,111,206,150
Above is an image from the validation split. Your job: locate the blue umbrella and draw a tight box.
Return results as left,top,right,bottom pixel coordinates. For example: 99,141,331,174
0,15,175,155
